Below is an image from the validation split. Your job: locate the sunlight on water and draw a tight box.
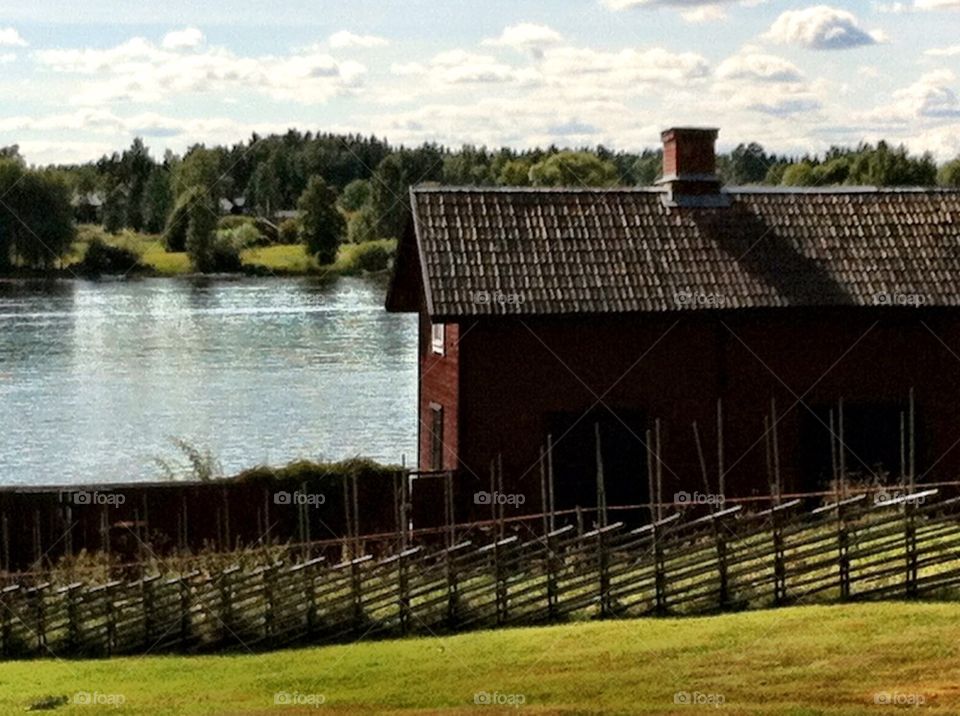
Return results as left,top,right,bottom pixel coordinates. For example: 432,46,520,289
0,276,418,485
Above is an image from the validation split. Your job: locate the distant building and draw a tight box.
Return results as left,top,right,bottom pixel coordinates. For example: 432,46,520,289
71,191,104,224
387,127,960,521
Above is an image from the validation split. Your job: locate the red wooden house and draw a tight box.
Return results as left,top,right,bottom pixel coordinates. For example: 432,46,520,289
387,127,960,522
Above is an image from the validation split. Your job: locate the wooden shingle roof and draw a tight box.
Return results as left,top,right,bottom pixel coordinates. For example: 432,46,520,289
394,186,960,318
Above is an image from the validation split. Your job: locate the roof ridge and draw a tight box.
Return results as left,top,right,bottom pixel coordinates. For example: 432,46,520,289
410,184,960,195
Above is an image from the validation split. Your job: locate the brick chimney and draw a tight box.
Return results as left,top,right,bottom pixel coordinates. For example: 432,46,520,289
658,127,728,208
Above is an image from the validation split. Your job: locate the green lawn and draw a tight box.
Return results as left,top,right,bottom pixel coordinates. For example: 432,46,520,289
2,602,959,714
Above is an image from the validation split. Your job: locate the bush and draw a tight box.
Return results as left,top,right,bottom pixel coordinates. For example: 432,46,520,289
165,187,206,252
217,215,257,231
278,218,300,244
336,238,396,275
215,223,262,250
78,237,143,276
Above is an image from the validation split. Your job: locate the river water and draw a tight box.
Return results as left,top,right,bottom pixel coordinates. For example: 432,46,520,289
0,276,418,485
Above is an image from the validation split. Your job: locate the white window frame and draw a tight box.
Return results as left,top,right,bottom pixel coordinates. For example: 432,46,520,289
431,322,445,355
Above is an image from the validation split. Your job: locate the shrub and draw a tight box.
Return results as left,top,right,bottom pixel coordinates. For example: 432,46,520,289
336,238,396,275
217,215,257,231
278,218,300,244
215,223,262,250
78,237,143,276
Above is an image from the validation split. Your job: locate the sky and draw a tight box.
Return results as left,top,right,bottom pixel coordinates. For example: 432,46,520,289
1,0,960,165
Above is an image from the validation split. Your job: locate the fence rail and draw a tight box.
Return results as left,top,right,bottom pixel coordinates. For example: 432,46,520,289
2,488,959,659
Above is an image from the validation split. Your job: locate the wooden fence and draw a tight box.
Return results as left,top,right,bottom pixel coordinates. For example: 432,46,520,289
2,487,958,660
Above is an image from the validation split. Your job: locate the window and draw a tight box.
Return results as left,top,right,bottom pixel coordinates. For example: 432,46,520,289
430,404,444,471
431,322,445,355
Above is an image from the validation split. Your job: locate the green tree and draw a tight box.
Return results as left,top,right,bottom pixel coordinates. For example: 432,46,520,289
141,168,173,233
0,167,74,270
164,186,205,251
370,147,445,239
175,147,223,200
497,159,532,186
347,206,379,244
298,176,345,264
0,158,25,270
722,143,773,185
938,158,960,187
246,160,283,216
186,193,218,272
339,178,372,212
529,151,619,187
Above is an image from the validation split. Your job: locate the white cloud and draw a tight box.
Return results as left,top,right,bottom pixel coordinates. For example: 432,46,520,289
0,53,15,64
893,69,960,118
482,23,562,50
328,31,389,49
764,6,886,50
0,28,27,47
34,38,367,105
926,45,960,56
717,51,804,82
681,5,728,22
540,46,710,87
161,27,204,50
915,0,960,8
603,0,733,8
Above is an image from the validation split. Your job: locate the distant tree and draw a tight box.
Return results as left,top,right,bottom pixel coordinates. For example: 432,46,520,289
164,186,205,252
722,143,773,185
631,151,662,186
442,145,494,185
0,145,21,161
497,159,532,186
339,178,372,212
370,147,445,239
278,218,300,244
0,166,74,270
246,160,283,216
298,176,345,264
529,151,619,187
141,168,173,234
938,158,960,187
781,162,818,186
175,146,223,200
120,138,154,230
347,206,379,244
847,142,936,186
101,186,128,233
185,193,219,272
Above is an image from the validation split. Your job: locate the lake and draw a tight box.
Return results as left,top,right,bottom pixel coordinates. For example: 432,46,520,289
0,276,418,486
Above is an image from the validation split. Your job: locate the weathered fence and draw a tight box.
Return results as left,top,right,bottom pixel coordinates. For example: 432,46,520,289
1,486,958,659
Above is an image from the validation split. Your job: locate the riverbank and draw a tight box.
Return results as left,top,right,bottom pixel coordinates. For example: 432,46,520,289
0,227,396,279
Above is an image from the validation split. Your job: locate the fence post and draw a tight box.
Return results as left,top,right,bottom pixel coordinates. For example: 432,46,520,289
263,565,275,644
837,502,851,600
178,575,192,648
653,522,667,615
773,508,787,606
142,577,156,649
547,530,559,621
715,518,729,610
494,540,507,625
905,499,919,598
398,550,410,636
0,586,15,657
65,584,80,654
219,569,235,647
598,528,611,618
446,547,459,628
304,563,317,636
32,584,47,655
104,584,117,656
350,559,363,633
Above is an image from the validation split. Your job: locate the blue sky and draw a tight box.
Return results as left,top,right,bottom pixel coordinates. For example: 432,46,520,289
2,0,960,164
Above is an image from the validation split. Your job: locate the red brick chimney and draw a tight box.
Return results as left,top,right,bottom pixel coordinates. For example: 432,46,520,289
658,127,728,208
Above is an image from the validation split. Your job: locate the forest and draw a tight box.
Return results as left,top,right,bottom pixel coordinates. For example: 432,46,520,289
1,131,959,274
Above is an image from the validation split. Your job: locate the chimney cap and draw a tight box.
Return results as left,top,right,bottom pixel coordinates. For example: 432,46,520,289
661,127,719,140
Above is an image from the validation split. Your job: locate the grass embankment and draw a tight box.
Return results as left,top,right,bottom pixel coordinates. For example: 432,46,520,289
3,602,960,715
65,226,395,277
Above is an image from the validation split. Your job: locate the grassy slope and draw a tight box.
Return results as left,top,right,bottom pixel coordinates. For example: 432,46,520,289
2,602,959,715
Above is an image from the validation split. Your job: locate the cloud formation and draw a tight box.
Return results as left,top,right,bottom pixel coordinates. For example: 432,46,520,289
482,23,562,50
161,27,204,50
764,6,885,49
0,28,27,47
329,31,389,49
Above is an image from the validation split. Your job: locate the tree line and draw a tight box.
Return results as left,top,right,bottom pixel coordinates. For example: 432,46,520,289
3,131,960,273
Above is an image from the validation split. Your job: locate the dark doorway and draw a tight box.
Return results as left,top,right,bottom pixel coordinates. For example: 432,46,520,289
545,407,648,527
799,401,916,490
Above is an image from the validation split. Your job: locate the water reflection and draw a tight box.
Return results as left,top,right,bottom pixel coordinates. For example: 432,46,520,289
0,276,418,485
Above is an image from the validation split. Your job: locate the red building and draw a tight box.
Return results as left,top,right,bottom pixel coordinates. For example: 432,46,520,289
387,127,960,523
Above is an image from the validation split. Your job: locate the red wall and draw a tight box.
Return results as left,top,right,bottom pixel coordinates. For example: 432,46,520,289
447,308,960,518
418,312,460,472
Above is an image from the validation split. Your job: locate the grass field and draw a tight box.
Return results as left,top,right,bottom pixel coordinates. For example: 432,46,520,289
3,602,959,714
